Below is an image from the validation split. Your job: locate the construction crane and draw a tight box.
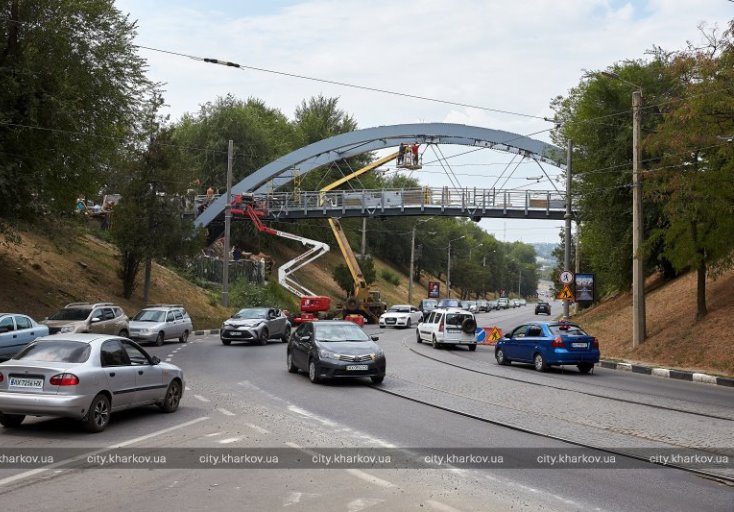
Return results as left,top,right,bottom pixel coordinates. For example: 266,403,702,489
230,194,329,298
320,150,405,322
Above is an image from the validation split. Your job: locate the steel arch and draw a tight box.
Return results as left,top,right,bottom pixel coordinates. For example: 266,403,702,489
195,122,564,227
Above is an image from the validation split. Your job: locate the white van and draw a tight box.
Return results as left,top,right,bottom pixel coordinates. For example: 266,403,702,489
416,308,478,351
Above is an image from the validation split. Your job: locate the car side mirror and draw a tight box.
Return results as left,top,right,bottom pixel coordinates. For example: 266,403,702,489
90,317,101,323
151,356,161,365
371,335,379,341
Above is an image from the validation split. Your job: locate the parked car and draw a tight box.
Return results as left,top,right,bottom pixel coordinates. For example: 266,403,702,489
460,300,478,313
416,308,478,351
42,303,129,337
494,321,599,373
497,298,510,309
487,300,499,310
286,320,385,384
476,300,490,312
221,307,290,345
129,304,193,346
418,299,438,316
535,302,551,315
0,314,49,362
379,304,423,329
0,334,184,432
510,299,521,308
519,299,527,307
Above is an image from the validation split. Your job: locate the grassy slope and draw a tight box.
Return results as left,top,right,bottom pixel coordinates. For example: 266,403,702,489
1,225,731,376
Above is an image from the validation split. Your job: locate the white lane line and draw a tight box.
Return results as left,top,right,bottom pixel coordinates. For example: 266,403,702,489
285,442,301,449
0,416,209,487
345,469,395,488
218,437,241,444
246,423,271,434
193,394,210,403
426,500,465,512
216,408,236,417
283,492,320,507
205,432,223,437
167,354,175,358
165,358,172,362
185,386,192,391
347,498,384,512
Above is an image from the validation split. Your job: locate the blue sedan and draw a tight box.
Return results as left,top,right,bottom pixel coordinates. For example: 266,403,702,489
0,314,49,362
495,321,599,373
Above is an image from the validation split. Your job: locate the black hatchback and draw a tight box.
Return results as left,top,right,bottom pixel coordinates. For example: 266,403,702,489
535,302,551,315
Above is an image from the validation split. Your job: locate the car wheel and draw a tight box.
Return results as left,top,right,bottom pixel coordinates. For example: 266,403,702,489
179,330,189,343
578,363,594,374
432,335,439,349
155,332,165,346
287,351,298,373
468,344,477,352
281,326,291,343
0,413,25,428
308,360,321,383
416,329,422,343
370,375,384,385
160,380,182,413
534,353,548,372
406,319,412,329
495,348,510,365
379,325,385,329
259,328,269,346
118,329,129,338
82,393,111,433
221,338,231,345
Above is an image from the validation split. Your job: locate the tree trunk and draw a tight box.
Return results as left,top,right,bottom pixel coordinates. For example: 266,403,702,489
691,222,707,321
143,257,152,303
121,251,141,299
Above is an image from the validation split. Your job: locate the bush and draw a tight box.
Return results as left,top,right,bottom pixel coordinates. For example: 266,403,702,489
229,279,299,312
380,269,401,286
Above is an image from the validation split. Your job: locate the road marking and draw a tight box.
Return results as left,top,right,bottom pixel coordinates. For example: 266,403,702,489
285,442,301,449
216,408,236,416
426,500,465,512
345,469,395,488
347,498,384,512
0,416,209,488
167,354,175,358
246,423,271,434
165,358,172,362
283,492,320,507
205,432,222,437
193,394,210,403
218,437,241,444
185,386,192,391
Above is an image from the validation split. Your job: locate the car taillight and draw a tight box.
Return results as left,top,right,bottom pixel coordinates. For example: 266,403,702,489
0,373,4,383
438,321,444,332
592,337,599,348
551,336,565,348
49,373,79,386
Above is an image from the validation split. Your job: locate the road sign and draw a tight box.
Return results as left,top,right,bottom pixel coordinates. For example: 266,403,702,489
560,271,574,285
488,326,503,342
558,285,575,301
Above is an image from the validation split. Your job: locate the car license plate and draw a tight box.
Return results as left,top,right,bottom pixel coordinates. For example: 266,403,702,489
229,331,241,336
346,365,368,371
9,377,43,389
572,342,587,348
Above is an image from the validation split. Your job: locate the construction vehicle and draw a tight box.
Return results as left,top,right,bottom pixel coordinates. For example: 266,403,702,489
320,150,411,323
230,194,330,311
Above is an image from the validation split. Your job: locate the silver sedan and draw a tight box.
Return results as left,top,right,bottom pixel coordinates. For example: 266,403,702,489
0,333,184,432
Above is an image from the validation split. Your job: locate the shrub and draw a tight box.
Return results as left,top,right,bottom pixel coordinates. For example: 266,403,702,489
380,269,401,286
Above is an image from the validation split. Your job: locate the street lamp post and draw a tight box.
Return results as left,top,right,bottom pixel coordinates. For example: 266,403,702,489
601,71,646,347
447,235,465,299
518,268,522,297
469,242,483,260
408,218,433,305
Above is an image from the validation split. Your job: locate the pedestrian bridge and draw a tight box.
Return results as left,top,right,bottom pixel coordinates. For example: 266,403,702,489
194,186,567,223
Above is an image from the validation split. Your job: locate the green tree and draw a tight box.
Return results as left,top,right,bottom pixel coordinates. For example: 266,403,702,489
0,0,154,220
644,24,734,319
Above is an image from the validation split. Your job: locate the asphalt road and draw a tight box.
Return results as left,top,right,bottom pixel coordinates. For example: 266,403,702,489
0,305,732,511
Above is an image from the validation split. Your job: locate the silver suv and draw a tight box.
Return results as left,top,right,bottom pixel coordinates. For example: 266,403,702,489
43,302,129,337
221,307,291,345
129,304,193,345
416,307,478,351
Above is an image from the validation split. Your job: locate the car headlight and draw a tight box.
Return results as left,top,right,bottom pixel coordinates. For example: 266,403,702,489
318,348,340,361
59,326,75,333
139,328,152,335
371,349,385,360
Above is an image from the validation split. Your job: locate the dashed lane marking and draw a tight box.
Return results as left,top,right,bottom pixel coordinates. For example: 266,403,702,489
246,423,271,434
345,469,395,488
426,500,465,512
216,408,236,416
193,394,210,403
347,498,384,512
218,437,241,444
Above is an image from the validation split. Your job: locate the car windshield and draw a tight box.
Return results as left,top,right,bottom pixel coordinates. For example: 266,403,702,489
14,340,91,363
388,307,410,313
549,324,589,336
421,300,437,307
233,309,268,319
47,308,91,321
315,324,370,342
133,310,166,322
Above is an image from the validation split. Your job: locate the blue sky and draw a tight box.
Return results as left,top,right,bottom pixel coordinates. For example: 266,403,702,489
116,0,733,243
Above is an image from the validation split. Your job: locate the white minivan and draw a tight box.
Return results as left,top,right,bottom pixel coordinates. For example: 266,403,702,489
416,308,478,351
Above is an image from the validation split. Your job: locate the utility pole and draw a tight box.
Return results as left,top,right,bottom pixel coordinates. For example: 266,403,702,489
575,221,581,274
222,139,233,307
563,140,572,320
632,90,646,347
360,217,367,258
408,224,416,305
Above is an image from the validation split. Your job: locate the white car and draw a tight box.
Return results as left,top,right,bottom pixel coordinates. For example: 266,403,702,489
416,308,478,351
379,305,423,329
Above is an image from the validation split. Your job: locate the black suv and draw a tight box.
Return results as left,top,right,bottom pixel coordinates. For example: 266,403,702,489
535,302,551,315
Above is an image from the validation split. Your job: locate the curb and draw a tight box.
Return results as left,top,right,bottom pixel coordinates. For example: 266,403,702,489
599,360,733,388
193,329,220,336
